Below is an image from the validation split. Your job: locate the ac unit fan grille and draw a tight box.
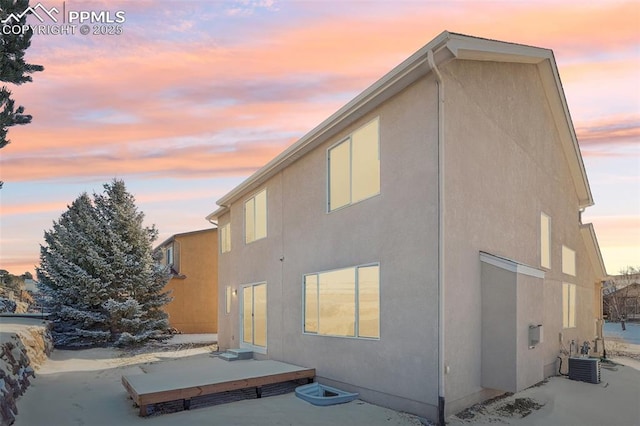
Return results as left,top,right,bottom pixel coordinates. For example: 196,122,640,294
568,357,601,384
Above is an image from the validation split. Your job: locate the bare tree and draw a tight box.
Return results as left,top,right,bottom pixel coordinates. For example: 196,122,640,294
604,266,640,331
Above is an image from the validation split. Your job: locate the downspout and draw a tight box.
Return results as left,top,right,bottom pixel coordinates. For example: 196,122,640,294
427,49,446,426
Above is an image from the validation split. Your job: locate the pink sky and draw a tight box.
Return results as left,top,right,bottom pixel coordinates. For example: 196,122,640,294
0,0,638,277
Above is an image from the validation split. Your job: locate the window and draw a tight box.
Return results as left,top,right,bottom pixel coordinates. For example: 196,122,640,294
225,286,232,314
563,282,576,328
220,223,231,253
164,242,180,272
540,213,551,269
328,118,380,211
304,264,379,339
166,245,174,266
245,189,267,243
562,246,575,276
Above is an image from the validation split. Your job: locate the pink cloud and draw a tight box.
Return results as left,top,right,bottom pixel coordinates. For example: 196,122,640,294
587,216,640,247
577,114,640,158
3,0,637,184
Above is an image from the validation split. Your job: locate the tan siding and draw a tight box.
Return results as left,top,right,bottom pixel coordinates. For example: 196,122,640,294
163,229,218,333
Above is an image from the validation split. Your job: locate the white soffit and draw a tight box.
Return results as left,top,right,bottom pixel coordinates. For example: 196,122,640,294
580,223,608,279
480,251,545,279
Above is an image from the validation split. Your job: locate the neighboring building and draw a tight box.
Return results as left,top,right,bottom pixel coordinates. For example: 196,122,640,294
24,279,39,293
206,32,607,422
604,275,640,321
155,228,218,333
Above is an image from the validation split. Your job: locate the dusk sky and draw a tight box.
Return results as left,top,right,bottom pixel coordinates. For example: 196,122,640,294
0,0,638,278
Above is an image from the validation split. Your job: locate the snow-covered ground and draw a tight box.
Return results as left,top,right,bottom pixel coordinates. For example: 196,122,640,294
10,324,640,426
15,338,423,426
604,321,640,345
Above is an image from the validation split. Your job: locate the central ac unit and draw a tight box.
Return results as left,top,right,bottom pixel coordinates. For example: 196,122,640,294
568,357,601,384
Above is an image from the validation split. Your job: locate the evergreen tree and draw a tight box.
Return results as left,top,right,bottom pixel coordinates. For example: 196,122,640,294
37,194,112,347
38,180,172,348
1,0,44,149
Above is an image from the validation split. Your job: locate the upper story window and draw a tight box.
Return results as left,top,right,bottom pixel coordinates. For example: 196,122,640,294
328,118,380,212
540,213,551,269
562,245,576,276
166,245,174,266
220,222,231,253
162,242,180,273
245,189,267,244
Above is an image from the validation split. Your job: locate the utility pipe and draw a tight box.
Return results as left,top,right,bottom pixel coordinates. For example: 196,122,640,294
427,49,446,426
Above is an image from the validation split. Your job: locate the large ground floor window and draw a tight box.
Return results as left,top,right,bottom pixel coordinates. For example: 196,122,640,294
304,264,379,339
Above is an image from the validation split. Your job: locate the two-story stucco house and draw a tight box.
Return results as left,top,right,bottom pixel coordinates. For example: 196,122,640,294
155,228,218,333
206,32,606,423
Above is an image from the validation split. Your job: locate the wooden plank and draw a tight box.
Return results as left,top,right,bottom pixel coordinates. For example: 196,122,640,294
121,360,316,417
121,376,140,404
137,368,315,406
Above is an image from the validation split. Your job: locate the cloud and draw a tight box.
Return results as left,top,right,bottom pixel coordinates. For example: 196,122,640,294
587,216,640,247
1,201,68,217
226,0,278,16
577,115,640,156
0,258,39,276
0,136,292,183
4,0,636,185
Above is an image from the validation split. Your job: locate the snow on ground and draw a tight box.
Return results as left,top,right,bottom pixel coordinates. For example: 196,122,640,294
12,327,640,426
15,338,423,426
448,338,640,426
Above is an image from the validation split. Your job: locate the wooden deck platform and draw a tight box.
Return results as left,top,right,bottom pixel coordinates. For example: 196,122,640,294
122,358,315,416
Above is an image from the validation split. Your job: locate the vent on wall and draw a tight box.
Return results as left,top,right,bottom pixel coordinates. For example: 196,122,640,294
568,357,601,384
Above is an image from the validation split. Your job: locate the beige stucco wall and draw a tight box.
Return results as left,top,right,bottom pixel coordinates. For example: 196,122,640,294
163,229,218,333
216,57,602,421
442,59,602,413
218,75,441,418
481,262,518,392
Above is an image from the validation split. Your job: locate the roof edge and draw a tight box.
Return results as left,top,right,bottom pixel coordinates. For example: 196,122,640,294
154,228,217,250
580,223,608,279
207,31,595,218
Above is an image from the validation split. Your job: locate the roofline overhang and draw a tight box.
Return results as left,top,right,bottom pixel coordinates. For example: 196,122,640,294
153,228,217,252
206,31,594,220
580,223,608,279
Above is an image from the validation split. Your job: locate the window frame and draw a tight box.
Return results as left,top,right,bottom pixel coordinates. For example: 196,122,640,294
225,286,232,314
562,282,576,329
166,245,174,266
220,222,231,253
244,188,267,244
302,262,380,340
326,117,380,213
562,245,576,276
540,212,551,269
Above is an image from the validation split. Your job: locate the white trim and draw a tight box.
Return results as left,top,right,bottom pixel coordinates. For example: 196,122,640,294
540,212,551,269
480,252,545,279
225,286,232,315
326,116,380,213
302,262,380,340
206,31,594,221
562,245,576,277
220,222,231,254
244,188,268,244
580,224,607,278
239,281,268,354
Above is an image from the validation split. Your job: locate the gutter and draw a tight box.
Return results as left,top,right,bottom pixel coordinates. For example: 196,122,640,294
427,49,446,426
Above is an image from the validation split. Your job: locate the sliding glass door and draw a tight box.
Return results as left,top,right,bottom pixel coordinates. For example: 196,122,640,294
241,283,267,349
